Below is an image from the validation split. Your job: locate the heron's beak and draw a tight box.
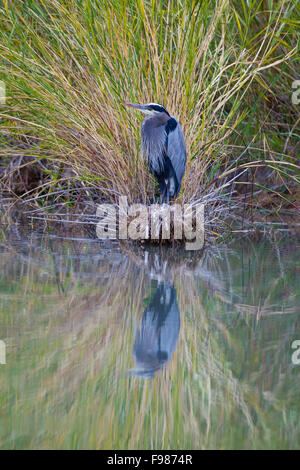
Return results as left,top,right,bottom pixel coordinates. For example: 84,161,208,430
123,102,149,113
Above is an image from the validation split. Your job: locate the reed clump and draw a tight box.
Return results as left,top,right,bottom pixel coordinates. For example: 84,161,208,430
0,0,299,224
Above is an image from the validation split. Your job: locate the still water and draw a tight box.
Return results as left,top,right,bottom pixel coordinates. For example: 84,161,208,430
0,223,299,449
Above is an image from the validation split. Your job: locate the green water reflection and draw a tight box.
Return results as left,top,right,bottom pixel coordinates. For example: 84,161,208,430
0,226,299,449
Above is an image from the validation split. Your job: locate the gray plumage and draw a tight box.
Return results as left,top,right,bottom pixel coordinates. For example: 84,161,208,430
124,102,186,202
131,281,180,379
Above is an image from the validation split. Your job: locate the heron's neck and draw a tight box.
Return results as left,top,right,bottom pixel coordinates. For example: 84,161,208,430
144,112,170,127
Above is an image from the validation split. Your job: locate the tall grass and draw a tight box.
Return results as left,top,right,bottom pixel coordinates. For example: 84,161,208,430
0,0,299,211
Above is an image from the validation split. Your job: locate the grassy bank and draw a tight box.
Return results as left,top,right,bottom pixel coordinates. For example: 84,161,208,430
0,0,299,226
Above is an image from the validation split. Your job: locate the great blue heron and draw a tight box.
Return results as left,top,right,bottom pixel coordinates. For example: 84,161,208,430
130,281,180,379
124,102,186,203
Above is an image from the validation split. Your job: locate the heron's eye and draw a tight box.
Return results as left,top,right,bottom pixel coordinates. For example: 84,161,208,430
149,105,164,113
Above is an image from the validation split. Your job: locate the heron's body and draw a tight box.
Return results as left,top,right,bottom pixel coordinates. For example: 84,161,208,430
132,281,180,378
124,102,186,202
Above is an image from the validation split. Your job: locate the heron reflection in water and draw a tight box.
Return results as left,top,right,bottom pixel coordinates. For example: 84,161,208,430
130,281,180,379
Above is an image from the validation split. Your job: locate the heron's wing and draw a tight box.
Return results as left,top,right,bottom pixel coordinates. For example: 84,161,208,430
166,121,186,188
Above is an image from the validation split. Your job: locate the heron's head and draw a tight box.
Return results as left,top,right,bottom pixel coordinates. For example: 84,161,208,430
123,102,170,117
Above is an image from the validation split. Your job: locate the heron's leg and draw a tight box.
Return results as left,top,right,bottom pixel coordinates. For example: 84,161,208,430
161,185,166,204
166,187,170,204
157,178,166,204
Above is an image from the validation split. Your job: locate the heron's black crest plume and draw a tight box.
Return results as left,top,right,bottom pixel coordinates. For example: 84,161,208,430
148,103,170,116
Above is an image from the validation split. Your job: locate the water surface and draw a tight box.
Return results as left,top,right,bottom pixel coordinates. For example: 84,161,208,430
0,224,299,449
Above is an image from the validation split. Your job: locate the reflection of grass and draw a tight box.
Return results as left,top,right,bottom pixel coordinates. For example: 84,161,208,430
0,233,299,449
